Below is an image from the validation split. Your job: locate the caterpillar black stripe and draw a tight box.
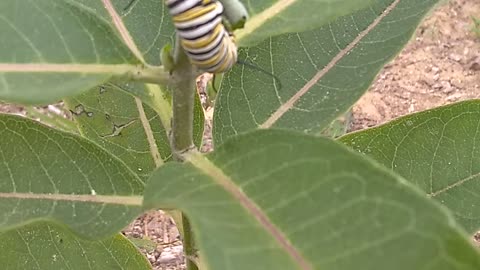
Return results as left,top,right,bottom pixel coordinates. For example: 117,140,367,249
165,0,238,73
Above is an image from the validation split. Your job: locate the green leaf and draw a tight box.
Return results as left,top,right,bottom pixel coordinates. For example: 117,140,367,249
114,0,175,65
144,129,480,270
214,0,439,145
72,0,175,65
0,221,151,270
65,83,172,179
340,100,480,234
66,81,205,178
236,0,374,47
321,111,352,138
0,0,139,104
0,115,143,238
23,106,79,134
118,80,205,155
127,236,158,253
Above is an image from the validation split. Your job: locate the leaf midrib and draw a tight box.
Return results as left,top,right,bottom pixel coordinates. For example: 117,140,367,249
102,0,145,63
134,97,164,167
236,0,297,43
0,63,136,73
98,1,168,168
260,0,402,129
0,192,143,206
428,171,480,197
187,152,313,270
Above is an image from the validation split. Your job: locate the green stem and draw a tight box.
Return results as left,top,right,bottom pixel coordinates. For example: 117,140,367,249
126,65,171,86
170,35,200,270
182,213,200,270
170,36,197,160
167,211,200,270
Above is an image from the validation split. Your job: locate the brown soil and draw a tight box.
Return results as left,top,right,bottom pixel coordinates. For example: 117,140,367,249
122,211,185,269
0,0,478,268
351,0,480,131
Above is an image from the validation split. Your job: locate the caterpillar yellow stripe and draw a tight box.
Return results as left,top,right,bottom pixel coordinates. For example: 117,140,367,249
165,0,238,73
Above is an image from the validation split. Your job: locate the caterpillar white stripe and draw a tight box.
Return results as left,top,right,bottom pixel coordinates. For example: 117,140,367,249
165,0,238,73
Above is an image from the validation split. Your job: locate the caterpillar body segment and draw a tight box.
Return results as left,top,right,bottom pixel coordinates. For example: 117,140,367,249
165,0,238,73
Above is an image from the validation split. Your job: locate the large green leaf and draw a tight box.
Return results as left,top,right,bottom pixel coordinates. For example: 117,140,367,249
122,81,206,151
214,0,439,145
236,0,374,47
112,0,175,65
65,83,172,179
0,115,143,238
340,100,480,234
66,81,205,178
0,222,151,270
0,0,176,104
75,0,176,64
0,0,139,104
144,129,480,270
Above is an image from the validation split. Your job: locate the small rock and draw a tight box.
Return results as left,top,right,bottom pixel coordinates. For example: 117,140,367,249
469,57,480,71
442,87,455,94
446,93,463,102
450,78,464,89
448,53,462,62
158,252,177,264
408,103,415,113
146,253,156,263
432,82,443,90
420,77,435,86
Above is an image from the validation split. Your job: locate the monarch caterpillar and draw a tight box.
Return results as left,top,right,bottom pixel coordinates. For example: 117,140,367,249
165,0,238,73
124,0,280,87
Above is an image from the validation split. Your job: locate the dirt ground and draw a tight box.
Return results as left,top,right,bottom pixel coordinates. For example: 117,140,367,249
122,211,185,269
0,0,478,268
351,0,480,131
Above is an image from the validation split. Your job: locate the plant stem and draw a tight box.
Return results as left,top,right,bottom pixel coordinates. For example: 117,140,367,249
170,35,199,270
182,213,200,270
170,36,197,159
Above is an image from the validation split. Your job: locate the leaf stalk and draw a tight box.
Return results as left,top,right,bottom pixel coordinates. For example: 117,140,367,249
127,65,171,86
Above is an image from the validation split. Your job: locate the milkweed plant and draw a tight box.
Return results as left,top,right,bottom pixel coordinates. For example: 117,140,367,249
1,0,480,269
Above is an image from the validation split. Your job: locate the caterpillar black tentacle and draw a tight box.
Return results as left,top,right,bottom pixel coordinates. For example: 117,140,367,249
236,59,283,90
